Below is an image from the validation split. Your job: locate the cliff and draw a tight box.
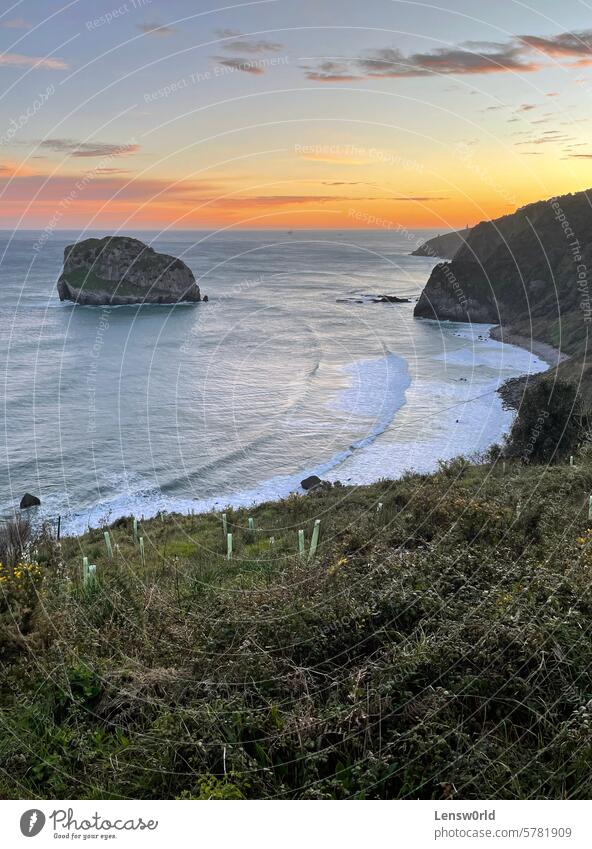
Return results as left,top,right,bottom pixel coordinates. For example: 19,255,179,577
57,236,201,306
414,189,592,360
411,227,472,259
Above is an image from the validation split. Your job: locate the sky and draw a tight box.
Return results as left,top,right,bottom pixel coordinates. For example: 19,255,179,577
1,0,592,230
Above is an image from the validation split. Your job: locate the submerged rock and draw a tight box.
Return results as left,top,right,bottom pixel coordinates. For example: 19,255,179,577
20,493,40,509
57,236,201,306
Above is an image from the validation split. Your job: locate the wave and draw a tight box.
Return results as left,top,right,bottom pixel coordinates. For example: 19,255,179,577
53,351,410,535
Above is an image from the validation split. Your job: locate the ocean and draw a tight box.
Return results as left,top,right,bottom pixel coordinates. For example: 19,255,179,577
0,228,547,534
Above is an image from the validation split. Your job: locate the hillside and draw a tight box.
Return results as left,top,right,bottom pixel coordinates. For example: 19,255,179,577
3,453,592,799
414,189,592,399
411,227,472,259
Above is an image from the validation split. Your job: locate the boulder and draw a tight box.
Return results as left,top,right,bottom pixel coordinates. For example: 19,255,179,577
57,236,201,306
301,475,322,491
20,493,40,509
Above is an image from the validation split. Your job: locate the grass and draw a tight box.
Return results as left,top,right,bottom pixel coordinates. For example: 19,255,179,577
2,454,592,799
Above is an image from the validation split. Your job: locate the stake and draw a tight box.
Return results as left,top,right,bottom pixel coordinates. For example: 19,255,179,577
227,532,233,560
298,529,305,558
139,536,145,567
104,530,113,558
133,517,138,542
56,515,61,540
309,519,320,561
222,513,227,537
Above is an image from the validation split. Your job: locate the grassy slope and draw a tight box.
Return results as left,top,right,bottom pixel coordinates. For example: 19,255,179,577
2,454,592,800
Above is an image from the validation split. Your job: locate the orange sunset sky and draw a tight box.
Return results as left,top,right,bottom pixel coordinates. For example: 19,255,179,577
2,0,592,231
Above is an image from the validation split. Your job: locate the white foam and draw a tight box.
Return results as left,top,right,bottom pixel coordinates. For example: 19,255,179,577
56,322,548,536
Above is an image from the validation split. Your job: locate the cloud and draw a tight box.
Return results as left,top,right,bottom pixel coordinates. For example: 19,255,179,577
210,194,448,208
517,103,537,111
519,30,592,58
0,53,68,70
138,22,176,37
214,30,282,53
305,42,540,81
38,139,140,158
0,172,226,205
304,61,363,82
212,57,266,74
219,38,282,53
1,18,29,29
361,44,538,77
515,132,571,145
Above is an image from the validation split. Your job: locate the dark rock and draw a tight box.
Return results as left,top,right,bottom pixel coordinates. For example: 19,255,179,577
57,236,200,306
372,294,411,303
413,188,592,344
203,294,209,302
20,493,40,509
301,475,322,491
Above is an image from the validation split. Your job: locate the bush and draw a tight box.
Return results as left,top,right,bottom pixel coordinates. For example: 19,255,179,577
504,378,582,463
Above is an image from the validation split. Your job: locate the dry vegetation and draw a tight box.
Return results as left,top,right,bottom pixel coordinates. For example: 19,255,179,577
2,447,592,799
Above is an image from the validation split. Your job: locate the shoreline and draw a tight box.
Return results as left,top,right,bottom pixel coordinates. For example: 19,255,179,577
17,324,554,537
490,325,569,410
489,325,569,367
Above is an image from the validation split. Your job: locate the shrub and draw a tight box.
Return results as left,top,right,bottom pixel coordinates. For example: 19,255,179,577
504,378,582,463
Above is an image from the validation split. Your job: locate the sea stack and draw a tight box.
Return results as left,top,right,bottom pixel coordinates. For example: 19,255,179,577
57,236,201,306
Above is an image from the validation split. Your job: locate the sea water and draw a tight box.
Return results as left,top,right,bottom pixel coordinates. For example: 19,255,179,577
0,229,547,533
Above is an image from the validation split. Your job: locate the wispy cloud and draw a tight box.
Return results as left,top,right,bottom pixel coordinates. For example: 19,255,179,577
0,53,68,70
304,61,362,82
38,139,140,158
304,42,540,82
214,29,283,53
138,22,176,37
212,57,266,74
220,37,282,53
209,31,283,75
519,30,592,58
304,29,592,83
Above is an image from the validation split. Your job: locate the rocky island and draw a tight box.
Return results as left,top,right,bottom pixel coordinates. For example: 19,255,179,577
57,236,201,306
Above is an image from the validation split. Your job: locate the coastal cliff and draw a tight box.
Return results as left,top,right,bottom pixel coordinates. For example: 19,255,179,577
57,236,201,306
414,189,592,360
411,227,472,259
